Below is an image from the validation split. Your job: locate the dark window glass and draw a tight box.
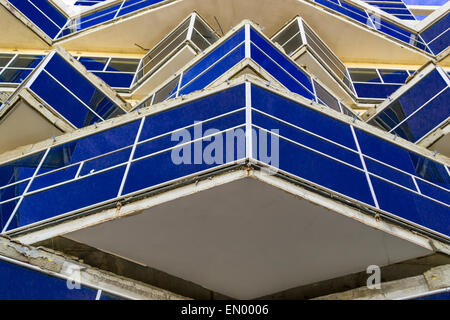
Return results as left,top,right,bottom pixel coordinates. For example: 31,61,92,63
420,13,449,43
0,152,45,188
371,177,449,236
315,0,368,24
379,69,409,84
107,58,140,72
257,131,375,206
8,0,66,38
273,21,300,47
30,71,102,128
392,88,449,142
79,57,109,71
0,69,32,83
252,110,362,168
93,72,135,88
28,120,139,193
152,75,180,105
139,84,246,142
13,166,126,230
44,54,125,121
251,84,356,150
349,69,381,83
251,44,315,100
354,83,401,99
355,128,450,189
181,28,245,87
9,55,43,68
179,44,245,96
191,29,211,51
314,80,341,112
123,142,226,196
416,180,450,206
118,0,164,17
100,292,122,300
134,111,245,159
427,29,450,55
282,35,303,56
369,100,406,131
0,54,14,67
193,18,219,45
250,28,314,94
395,69,447,117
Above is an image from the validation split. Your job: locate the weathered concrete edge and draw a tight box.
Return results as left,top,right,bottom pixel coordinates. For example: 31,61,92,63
313,264,450,300
0,235,189,300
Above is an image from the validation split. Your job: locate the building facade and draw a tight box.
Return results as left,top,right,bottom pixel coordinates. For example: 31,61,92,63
0,0,449,300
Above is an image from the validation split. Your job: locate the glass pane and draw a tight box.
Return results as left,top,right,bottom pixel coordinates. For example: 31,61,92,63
30,71,102,127
354,83,401,99
123,142,226,196
282,35,303,56
118,0,163,17
348,69,381,83
257,130,375,205
392,88,449,142
251,84,356,150
420,13,449,43
179,44,245,96
371,175,450,236
142,29,188,75
0,69,32,83
8,0,66,38
142,18,190,66
73,4,121,31
153,75,180,104
193,18,219,44
273,21,300,46
250,28,314,94
134,111,245,159
106,58,140,72
252,110,362,167
314,80,341,112
303,22,347,80
181,28,245,87
251,43,315,100
0,54,14,67
136,19,191,82
427,29,450,55
79,57,109,71
191,29,211,51
0,152,45,189
43,54,125,121
139,84,246,142
379,69,409,84
29,120,140,192
315,0,368,24
93,72,135,88
9,55,44,68
395,69,447,116
14,165,126,230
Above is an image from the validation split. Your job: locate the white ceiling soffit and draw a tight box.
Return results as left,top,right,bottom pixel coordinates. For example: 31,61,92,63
54,0,431,66
64,173,433,299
